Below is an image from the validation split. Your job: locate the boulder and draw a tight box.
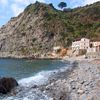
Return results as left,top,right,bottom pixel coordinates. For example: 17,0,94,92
0,77,18,94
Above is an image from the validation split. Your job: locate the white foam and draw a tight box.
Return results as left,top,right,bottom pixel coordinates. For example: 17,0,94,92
18,70,57,87
18,63,72,88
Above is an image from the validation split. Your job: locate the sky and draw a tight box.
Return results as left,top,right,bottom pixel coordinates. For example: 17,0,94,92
0,0,100,26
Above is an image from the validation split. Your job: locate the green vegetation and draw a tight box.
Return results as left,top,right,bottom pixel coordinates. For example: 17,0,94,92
44,1,100,43
58,2,67,9
20,47,28,55
23,1,100,47
32,38,37,42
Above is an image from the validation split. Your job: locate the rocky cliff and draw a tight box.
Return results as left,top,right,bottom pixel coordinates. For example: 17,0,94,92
0,1,100,58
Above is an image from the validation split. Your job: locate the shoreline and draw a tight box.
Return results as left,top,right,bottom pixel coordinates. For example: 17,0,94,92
0,56,62,60
1,58,100,100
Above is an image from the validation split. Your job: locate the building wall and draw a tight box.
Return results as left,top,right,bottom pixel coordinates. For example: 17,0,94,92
89,42,100,52
87,47,96,53
92,42,100,47
72,38,100,55
72,41,80,50
80,38,90,49
72,38,90,51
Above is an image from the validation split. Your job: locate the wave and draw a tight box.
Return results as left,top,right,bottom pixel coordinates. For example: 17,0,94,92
18,62,72,87
18,70,58,87
2,62,72,100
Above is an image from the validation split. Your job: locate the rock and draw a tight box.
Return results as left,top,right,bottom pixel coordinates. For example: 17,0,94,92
70,93,78,100
86,96,95,100
72,86,76,90
32,85,37,88
70,81,77,90
80,80,85,84
80,94,87,100
77,89,84,95
0,77,18,94
46,86,50,90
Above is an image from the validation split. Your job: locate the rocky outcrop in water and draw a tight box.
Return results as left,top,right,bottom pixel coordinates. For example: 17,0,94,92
0,77,18,94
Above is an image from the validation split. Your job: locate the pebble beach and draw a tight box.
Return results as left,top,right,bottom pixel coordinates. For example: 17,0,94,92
39,59,100,100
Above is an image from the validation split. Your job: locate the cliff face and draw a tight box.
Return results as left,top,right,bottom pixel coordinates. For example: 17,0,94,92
0,2,100,58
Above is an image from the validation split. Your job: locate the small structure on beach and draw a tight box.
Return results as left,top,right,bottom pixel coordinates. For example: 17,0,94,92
51,46,68,58
53,46,62,53
48,46,62,58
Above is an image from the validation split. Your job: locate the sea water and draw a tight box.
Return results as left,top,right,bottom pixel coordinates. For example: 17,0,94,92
0,58,70,100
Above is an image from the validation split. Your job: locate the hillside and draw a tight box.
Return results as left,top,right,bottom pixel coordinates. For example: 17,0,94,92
0,1,100,58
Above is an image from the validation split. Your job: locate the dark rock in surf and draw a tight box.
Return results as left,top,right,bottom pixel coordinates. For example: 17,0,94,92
0,77,18,94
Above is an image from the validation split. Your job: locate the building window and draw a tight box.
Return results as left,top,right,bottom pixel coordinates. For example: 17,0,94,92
90,44,93,48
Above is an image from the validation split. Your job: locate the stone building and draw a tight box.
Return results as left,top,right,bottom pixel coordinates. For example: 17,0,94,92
71,38,90,56
72,38,90,51
71,38,100,56
87,41,100,53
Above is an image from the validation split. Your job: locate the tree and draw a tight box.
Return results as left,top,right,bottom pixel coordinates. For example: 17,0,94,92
58,2,67,9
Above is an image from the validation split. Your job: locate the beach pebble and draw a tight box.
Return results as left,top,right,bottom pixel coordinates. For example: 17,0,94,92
77,89,84,95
